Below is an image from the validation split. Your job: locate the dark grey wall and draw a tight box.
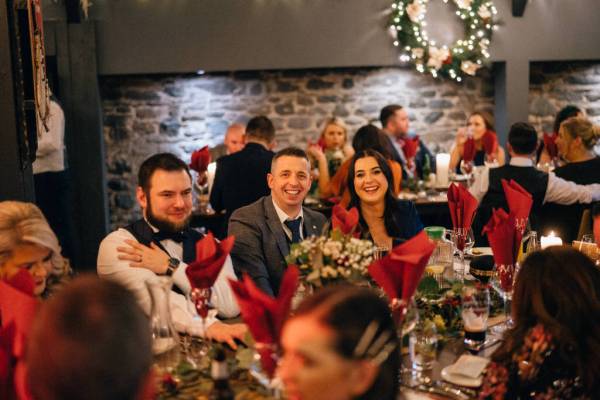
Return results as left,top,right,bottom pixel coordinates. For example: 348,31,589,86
72,0,600,75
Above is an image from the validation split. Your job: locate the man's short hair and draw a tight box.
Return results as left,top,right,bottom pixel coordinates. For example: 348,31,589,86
508,122,538,155
27,275,152,400
246,116,275,143
138,152,191,193
271,147,310,172
379,104,403,128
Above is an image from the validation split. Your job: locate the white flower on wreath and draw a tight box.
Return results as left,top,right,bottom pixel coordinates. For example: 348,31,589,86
478,4,492,19
412,47,425,59
461,60,480,76
427,46,450,70
455,0,472,10
406,1,425,23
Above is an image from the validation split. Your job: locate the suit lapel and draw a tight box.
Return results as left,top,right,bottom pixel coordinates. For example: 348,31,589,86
264,196,290,258
303,209,321,237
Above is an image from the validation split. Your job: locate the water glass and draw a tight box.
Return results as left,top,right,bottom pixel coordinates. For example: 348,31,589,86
409,319,438,371
461,286,490,351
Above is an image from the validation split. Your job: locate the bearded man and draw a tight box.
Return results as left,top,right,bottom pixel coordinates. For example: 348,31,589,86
97,153,246,347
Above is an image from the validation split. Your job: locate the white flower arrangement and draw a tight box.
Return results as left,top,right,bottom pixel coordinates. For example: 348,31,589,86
285,232,376,288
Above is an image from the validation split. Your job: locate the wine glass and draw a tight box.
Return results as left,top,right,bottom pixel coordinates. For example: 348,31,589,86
409,319,438,371
448,228,474,279
459,159,474,177
186,287,212,362
251,342,283,398
491,263,516,330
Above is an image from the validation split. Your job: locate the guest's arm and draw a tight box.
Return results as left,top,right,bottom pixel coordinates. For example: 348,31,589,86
209,255,240,318
544,174,600,204
209,159,225,212
307,145,332,195
495,146,506,166
228,212,275,296
468,167,490,203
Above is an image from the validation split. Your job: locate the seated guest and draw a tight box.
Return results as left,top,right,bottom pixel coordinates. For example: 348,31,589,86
347,150,422,249
539,117,600,242
307,117,354,197
228,147,327,296
27,276,155,400
210,116,275,219
537,104,582,165
97,153,245,345
320,124,402,207
209,122,245,161
379,104,435,180
470,122,600,246
0,201,69,297
479,246,600,399
279,285,400,400
449,111,506,172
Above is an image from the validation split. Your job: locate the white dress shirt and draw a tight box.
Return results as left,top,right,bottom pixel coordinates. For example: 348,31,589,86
272,198,304,241
469,156,600,204
97,227,239,336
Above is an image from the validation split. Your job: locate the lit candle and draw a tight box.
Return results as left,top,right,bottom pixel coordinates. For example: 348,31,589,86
207,162,217,194
541,231,563,249
436,153,450,187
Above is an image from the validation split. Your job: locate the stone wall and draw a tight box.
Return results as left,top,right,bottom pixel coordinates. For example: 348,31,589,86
101,67,494,229
529,61,600,133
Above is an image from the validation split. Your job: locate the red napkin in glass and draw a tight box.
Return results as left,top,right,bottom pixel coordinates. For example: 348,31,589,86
482,209,518,291
186,232,234,290
447,183,478,230
462,137,476,162
229,266,299,378
368,231,435,322
543,132,558,159
501,179,532,242
402,136,420,159
189,146,211,173
0,270,38,400
594,214,600,246
482,131,498,155
331,205,359,236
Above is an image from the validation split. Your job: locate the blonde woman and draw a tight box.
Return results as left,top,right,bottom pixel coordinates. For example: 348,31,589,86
540,117,600,242
0,201,68,297
307,117,354,198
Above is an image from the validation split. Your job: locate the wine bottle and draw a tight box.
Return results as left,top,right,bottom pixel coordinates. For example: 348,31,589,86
209,348,234,400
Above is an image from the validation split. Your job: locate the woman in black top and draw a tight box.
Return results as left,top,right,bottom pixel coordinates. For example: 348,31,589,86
539,117,600,242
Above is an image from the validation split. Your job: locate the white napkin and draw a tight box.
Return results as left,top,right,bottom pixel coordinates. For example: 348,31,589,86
447,354,489,378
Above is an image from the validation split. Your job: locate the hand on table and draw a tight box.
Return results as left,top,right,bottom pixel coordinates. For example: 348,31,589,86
117,239,170,274
206,322,248,349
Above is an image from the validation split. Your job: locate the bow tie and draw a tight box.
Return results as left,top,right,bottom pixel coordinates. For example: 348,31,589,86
153,230,187,243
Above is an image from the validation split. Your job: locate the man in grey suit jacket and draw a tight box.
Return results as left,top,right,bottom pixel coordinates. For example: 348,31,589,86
229,147,327,296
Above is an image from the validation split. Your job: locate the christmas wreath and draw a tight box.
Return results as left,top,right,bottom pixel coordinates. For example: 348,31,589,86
389,0,498,81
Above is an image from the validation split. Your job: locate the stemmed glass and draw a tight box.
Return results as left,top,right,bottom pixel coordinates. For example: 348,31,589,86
185,287,212,363
397,299,420,379
491,263,516,330
447,228,474,279
459,159,474,178
251,343,283,398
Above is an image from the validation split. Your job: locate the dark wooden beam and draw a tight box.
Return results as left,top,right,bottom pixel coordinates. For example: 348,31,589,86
512,0,528,17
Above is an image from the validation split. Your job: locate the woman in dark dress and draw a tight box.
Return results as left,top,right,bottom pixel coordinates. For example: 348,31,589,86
479,246,600,399
346,150,422,250
539,117,600,242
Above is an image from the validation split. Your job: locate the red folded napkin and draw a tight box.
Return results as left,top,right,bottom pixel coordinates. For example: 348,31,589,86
402,136,420,159
482,131,498,156
543,132,558,159
447,183,478,230
368,231,435,322
501,179,532,241
462,137,476,162
482,209,518,292
186,232,234,290
594,214,600,246
0,270,38,400
229,266,299,378
189,146,211,173
331,205,359,236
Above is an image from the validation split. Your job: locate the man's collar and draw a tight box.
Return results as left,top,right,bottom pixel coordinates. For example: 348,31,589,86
271,197,303,224
509,156,534,167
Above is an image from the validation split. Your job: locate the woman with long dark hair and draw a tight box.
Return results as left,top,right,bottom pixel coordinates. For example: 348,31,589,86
279,285,400,400
347,149,422,249
479,246,600,399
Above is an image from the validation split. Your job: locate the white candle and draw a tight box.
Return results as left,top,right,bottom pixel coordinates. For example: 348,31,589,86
541,231,563,249
436,153,450,187
207,162,217,193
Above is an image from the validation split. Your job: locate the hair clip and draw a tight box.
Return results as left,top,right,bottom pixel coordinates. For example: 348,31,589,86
353,320,397,366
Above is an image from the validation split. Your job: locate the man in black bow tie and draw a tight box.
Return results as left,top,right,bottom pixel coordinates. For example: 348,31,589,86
97,153,246,347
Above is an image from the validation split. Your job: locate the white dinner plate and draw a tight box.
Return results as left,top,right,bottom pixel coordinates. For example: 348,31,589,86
441,365,483,388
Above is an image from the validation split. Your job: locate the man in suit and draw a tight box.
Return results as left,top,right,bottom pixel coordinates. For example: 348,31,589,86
210,116,275,220
98,153,245,347
228,147,327,296
209,123,245,161
470,122,600,245
379,104,435,180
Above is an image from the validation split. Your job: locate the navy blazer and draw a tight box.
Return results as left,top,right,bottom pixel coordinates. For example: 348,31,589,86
361,199,423,246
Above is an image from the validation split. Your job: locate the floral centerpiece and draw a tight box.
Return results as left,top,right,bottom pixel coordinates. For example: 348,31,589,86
285,206,376,288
